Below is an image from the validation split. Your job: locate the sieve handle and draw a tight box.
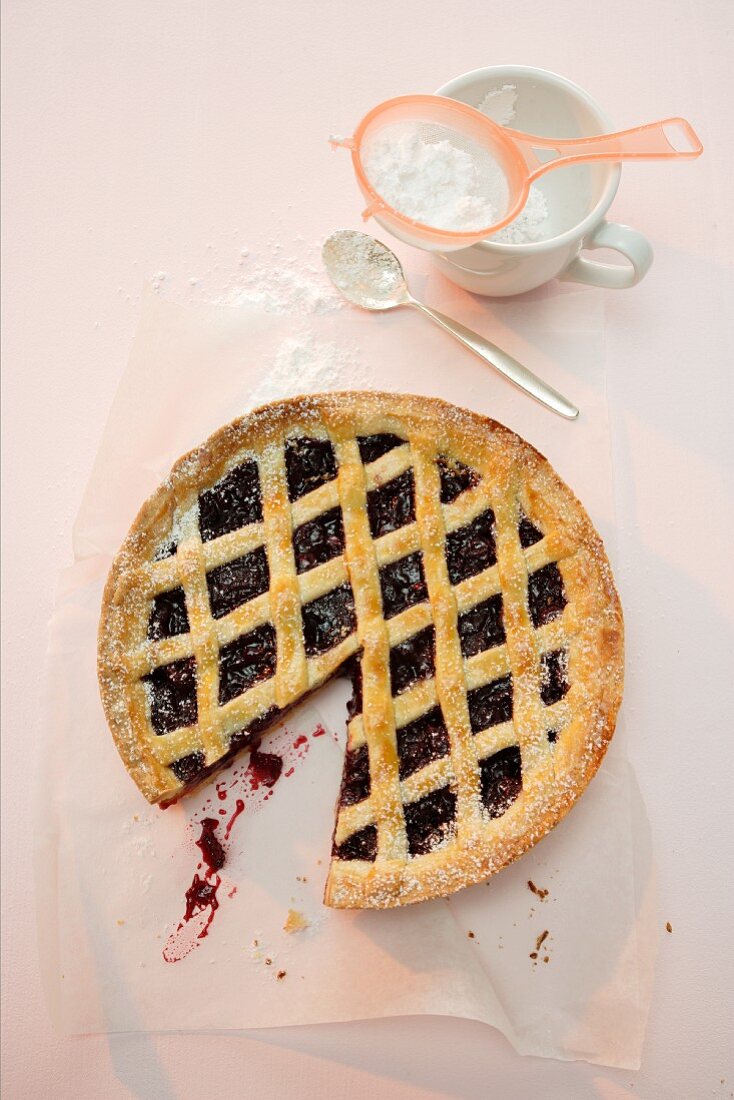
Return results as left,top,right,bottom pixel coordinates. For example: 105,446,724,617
408,299,579,420
508,117,703,178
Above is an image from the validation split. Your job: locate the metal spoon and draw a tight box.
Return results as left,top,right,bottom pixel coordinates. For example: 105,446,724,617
322,230,579,420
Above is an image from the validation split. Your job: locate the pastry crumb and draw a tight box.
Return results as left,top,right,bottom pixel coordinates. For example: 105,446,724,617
665,921,673,933
116,919,125,926
527,879,549,900
530,930,551,965
467,930,475,939
276,970,287,980
264,957,272,966
283,908,309,934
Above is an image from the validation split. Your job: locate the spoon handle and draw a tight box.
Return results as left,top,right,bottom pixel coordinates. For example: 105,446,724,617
408,299,579,420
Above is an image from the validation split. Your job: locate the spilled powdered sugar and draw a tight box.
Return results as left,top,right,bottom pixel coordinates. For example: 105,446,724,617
150,238,344,316
245,331,366,412
214,246,344,316
150,238,363,409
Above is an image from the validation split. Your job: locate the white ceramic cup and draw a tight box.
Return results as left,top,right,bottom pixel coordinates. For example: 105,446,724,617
430,66,654,297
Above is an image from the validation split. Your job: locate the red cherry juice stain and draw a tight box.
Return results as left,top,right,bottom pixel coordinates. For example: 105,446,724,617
162,872,222,963
184,874,220,924
196,818,226,873
248,748,283,788
163,724,325,963
224,799,245,840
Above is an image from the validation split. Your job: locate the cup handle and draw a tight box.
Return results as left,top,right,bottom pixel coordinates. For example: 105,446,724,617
561,220,654,289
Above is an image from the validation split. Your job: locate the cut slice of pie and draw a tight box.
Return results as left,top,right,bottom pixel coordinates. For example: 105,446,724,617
98,392,623,908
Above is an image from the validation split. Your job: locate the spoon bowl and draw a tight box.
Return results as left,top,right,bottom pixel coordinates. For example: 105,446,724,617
322,230,409,310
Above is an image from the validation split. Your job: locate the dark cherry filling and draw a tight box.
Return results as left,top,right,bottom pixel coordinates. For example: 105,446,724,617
196,818,226,873
199,459,262,542
333,824,378,862
218,623,276,705
292,507,345,574
437,455,480,504
379,552,428,619
367,469,416,539
345,657,363,718
357,433,405,464
302,583,356,657
479,746,522,818
396,706,450,780
148,587,189,641
339,743,371,806
445,510,497,585
144,656,198,734
390,626,435,696
170,750,205,784
229,706,282,752
285,436,338,501
458,595,505,658
404,786,457,856
528,563,567,628
540,648,570,705
518,512,543,548
467,675,514,733
206,546,270,619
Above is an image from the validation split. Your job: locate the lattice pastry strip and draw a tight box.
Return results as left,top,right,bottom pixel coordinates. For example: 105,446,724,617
99,392,623,908
329,427,408,868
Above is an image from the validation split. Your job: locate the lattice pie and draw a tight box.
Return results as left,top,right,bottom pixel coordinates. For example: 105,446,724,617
98,393,623,908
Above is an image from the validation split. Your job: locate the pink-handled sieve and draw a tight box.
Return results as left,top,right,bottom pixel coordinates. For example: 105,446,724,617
330,95,702,252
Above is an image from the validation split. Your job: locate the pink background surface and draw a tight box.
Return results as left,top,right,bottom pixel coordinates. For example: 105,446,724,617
2,1,733,1097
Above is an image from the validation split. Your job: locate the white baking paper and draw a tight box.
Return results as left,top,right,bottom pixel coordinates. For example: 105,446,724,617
37,278,656,1067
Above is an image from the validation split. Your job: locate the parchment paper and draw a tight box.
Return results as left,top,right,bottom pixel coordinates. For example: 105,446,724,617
37,279,656,1067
